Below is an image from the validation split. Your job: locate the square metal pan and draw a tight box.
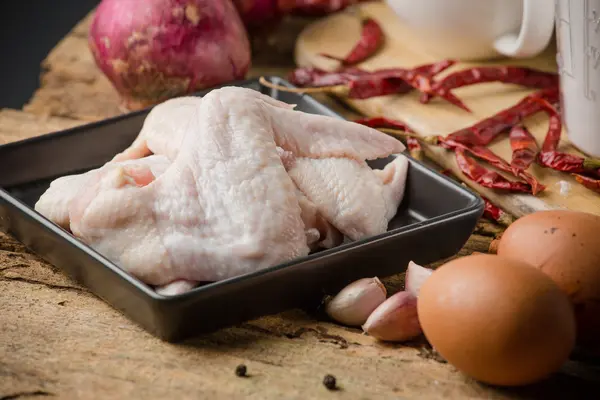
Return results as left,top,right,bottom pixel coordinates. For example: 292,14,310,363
0,77,484,342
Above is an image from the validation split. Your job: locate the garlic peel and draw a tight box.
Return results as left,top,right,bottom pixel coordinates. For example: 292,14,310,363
362,290,422,342
405,261,434,297
325,277,387,326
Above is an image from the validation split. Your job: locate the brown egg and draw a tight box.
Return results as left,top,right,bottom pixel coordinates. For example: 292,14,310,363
497,210,600,353
417,254,576,387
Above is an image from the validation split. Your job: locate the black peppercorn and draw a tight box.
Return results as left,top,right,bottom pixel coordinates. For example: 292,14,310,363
323,374,337,390
235,364,247,377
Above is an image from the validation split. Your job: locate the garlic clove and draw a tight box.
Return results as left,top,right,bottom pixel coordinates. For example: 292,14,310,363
362,290,422,342
405,261,434,297
325,277,387,326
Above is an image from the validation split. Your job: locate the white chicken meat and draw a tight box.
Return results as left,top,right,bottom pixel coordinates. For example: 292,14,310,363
35,87,408,294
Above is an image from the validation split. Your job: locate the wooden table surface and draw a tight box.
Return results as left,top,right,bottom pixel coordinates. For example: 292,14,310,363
1,12,600,400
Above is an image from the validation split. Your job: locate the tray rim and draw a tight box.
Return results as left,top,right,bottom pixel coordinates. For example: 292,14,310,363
0,76,485,303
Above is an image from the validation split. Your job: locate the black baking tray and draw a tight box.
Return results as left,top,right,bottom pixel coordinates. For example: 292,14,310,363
0,77,484,342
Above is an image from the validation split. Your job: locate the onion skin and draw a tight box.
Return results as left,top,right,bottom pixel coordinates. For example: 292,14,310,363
89,0,251,110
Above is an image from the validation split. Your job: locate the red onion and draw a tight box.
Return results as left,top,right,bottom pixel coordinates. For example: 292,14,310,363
405,261,433,298
289,0,375,16
232,0,376,29
232,0,285,29
89,0,251,110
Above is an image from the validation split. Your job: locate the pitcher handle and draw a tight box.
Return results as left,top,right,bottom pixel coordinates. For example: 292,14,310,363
493,0,555,58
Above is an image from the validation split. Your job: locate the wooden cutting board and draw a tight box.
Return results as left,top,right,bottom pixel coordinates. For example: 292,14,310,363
295,2,600,218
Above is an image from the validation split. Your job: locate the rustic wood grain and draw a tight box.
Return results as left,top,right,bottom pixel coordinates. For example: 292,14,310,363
3,230,600,400
295,2,600,218
1,8,600,399
0,109,83,144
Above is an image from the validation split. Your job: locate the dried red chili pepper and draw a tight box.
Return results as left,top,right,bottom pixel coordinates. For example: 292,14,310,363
406,137,424,160
509,123,539,175
354,95,551,193
421,66,559,104
287,61,457,100
276,67,468,106
349,59,457,97
536,98,562,153
353,116,412,131
381,69,470,111
285,69,556,115
430,88,560,148
353,117,424,159
457,178,513,227
320,17,384,66
533,98,600,176
454,148,532,193
346,72,417,99
482,196,514,226
346,65,464,101
573,174,600,193
288,67,361,87
471,146,544,195
265,72,414,100
353,117,422,143
355,116,545,192
353,116,427,143
436,136,545,194
414,60,457,77
538,151,600,175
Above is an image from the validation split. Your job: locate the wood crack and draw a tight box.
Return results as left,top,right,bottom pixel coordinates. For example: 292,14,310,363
0,245,28,254
248,358,284,367
0,276,88,294
0,264,29,272
239,323,287,338
0,391,54,400
241,323,355,350
0,250,31,258
285,327,351,349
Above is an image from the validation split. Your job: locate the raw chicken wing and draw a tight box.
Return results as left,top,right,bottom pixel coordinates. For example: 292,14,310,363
35,87,407,295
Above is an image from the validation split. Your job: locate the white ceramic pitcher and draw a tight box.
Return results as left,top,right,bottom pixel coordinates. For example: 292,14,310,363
556,0,600,157
384,0,556,60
